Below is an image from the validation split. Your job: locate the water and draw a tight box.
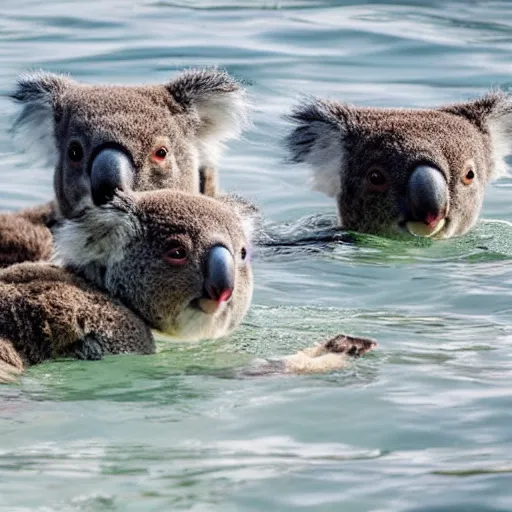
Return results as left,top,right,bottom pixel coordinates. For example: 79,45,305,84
1,0,512,510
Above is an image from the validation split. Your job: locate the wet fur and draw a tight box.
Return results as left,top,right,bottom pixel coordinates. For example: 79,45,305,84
1,67,249,268
286,92,512,238
0,202,57,268
0,190,258,382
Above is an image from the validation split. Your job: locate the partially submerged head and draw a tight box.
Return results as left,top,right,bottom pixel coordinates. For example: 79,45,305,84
286,92,512,239
53,190,259,341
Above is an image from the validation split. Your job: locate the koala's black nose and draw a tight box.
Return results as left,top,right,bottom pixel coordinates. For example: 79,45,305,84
407,165,448,226
204,246,235,303
90,148,135,206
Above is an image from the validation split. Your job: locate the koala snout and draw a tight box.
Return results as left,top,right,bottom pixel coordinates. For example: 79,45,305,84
196,246,235,315
90,148,135,206
406,165,448,227
204,246,234,302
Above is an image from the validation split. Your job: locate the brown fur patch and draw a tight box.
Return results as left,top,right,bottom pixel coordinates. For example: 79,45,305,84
0,211,53,268
0,190,257,381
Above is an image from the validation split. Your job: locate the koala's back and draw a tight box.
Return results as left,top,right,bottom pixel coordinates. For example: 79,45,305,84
0,211,53,269
0,263,154,369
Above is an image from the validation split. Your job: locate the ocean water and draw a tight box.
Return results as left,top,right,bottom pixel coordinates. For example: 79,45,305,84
1,0,512,510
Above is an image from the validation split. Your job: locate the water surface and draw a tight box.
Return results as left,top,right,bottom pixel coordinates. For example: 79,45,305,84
1,1,512,510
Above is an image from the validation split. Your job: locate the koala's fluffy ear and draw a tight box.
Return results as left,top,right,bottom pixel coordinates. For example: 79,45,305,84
441,92,512,179
167,68,250,167
216,194,262,242
285,98,349,197
9,71,73,166
53,192,140,270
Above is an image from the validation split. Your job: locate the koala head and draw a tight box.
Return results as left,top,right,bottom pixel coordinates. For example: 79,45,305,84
10,68,249,218
286,93,512,238
53,190,259,341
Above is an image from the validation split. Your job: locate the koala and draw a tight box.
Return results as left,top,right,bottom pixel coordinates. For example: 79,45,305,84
0,187,374,382
0,67,249,267
0,189,258,381
285,92,512,239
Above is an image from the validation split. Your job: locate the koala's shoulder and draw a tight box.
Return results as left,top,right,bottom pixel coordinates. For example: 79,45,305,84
0,262,77,286
0,213,53,269
18,200,59,226
0,262,154,360
0,263,104,323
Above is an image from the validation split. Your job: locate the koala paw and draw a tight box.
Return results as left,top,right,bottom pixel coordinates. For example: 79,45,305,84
239,334,377,377
322,334,377,356
281,333,377,375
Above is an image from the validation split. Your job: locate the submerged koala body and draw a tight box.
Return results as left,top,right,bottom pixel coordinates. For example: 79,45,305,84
0,188,375,381
0,67,249,268
286,93,512,239
0,263,153,379
0,190,257,381
0,264,376,382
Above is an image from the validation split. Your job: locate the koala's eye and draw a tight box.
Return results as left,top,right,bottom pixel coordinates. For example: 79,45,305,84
67,142,84,163
164,242,187,266
462,169,475,186
366,167,389,193
152,146,168,162
241,247,247,260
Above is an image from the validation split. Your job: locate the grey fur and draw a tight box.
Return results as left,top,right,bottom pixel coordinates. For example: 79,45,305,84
0,190,257,381
1,67,249,268
286,92,512,238
54,189,256,338
10,67,248,215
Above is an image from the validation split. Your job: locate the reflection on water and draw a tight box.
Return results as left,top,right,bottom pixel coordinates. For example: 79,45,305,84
262,216,512,262
1,0,512,510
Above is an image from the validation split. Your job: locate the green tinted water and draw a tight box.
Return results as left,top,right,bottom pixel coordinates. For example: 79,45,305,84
1,1,512,510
